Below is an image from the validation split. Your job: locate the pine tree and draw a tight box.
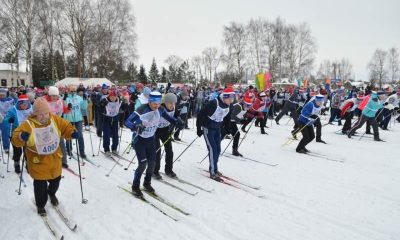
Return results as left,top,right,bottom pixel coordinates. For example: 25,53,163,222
127,62,138,82
148,58,160,84
161,67,168,82
138,65,148,84
32,51,43,87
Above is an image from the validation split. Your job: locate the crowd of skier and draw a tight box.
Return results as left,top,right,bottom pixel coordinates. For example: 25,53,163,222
0,82,399,216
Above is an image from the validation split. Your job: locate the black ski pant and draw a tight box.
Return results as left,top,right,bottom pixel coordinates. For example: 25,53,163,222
222,122,240,150
341,112,354,133
348,115,379,139
33,176,61,209
155,127,174,174
379,108,392,129
296,123,315,152
329,108,342,125
313,117,322,141
12,144,23,163
275,101,292,123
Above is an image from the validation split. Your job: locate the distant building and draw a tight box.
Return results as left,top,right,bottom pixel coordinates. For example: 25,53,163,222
0,63,32,87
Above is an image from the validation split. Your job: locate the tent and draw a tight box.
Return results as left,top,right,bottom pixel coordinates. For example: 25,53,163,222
54,78,113,87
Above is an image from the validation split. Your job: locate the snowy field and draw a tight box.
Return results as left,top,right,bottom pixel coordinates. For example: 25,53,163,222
1,115,399,240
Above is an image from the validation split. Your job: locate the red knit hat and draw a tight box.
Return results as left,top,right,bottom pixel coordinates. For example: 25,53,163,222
244,97,253,106
18,94,29,101
221,87,235,98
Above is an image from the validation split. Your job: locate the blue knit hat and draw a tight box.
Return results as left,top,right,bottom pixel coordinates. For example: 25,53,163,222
102,83,109,89
315,94,324,102
143,87,151,97
148,91,162,103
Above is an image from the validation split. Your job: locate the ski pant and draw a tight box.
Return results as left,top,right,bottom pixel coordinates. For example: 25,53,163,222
103,119,119,152
341,112,354,133
313,117,322,141
132,136,156,186
155,127,174,174
174,113,188,138
95,110,104,137
66,121,85,156
12,144,22,163
221,121,240,150
348,114,379,139
203,127,221,176
59,137,67,164
275,101,292,123
329,108,342,125
379,108,392,129
1,122,10,150
296,123,315,152
33,176,61,209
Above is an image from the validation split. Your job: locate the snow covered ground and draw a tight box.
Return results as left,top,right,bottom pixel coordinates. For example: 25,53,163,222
1,115,399,240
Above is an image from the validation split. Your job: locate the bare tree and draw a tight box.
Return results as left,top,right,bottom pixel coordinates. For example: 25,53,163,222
295,23,316,80
0,0,22,86
222,21,247,83
202,47,219,84
368,49,387,89
387,47,399,83
316,60,332,79
246,18,266,73
337,58,353,81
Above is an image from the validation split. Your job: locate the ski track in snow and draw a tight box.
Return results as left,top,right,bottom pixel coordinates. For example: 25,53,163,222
1,116,399,240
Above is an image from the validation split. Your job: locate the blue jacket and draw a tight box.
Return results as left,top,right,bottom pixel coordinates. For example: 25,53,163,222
4,105,33,131
362,93,384,118
299,101,321,125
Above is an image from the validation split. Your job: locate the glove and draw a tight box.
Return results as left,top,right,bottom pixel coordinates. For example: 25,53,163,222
71,131,79,139
310,115,318,119
175,118,184,130
384,102,389,106
67,103,73,110
135,123,145,134
8,117,15,124
240,119,246,124
63,94,68,100
20,132,30,142
197,128,203,137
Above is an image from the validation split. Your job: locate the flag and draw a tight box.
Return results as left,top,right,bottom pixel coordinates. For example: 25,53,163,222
256,73,265,91
296,79,302,87
264,72,271,89
303,79,308,88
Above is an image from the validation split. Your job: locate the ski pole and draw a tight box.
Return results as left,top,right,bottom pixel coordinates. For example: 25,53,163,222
0,134,4,164
17,143,27,195
221,124,242,156
6,123,12,172
105,141,133,177
173,136,198,163
238,118,255,148
117,125,123,153
87,121,95,157
75,138,88,204
358,110,384,141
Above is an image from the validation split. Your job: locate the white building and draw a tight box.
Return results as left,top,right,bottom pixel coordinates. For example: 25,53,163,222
0,63,32,87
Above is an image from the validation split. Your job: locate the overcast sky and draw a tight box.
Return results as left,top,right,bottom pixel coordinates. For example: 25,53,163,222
130,0,400,80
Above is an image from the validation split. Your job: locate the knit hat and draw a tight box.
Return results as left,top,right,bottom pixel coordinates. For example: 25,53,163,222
102,83,109,89
109,90,117,97
244,97,253,106
315,94,325,102
221,87,235,98
164,93,177,104
143,87,151,97
48,86,59,96
149,91,162,103
33,97,50,116
18,94,29,102
0,88,7,94
259,92,266,97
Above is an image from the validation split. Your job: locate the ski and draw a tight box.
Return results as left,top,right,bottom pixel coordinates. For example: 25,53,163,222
82,157,101,167
69,154,85,166
118,185,178,221
200,169,261,190
156,179,198,196
52,204,78,231
63,167,85,179
111,152,132,163
305,152,345,163
40,215,64,240
200,172,266,199
222,153,278,167
160,173,214,193
101,151,123,166
143,190,190,216
0,172,4,178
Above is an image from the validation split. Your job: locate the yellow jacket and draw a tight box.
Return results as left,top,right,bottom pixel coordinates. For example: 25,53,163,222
11,114,76,180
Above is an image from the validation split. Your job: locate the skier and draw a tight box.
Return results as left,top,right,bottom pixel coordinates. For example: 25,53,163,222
340,95,361,134
153,93,180,179
196,87,234,181
100,89,126,155
44,86,70,168
225,96,253,156
174,89,190,141
275,88,303,131
295,95,325,153
125,91,183,197
328,89,344,125
63,86,87,159
11,97,78,216
3,95,33,173
0,88,15,153
347,91,386,141
378,89,399,130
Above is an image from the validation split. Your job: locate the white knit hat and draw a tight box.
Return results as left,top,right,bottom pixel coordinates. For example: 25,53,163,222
48,86,59,96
